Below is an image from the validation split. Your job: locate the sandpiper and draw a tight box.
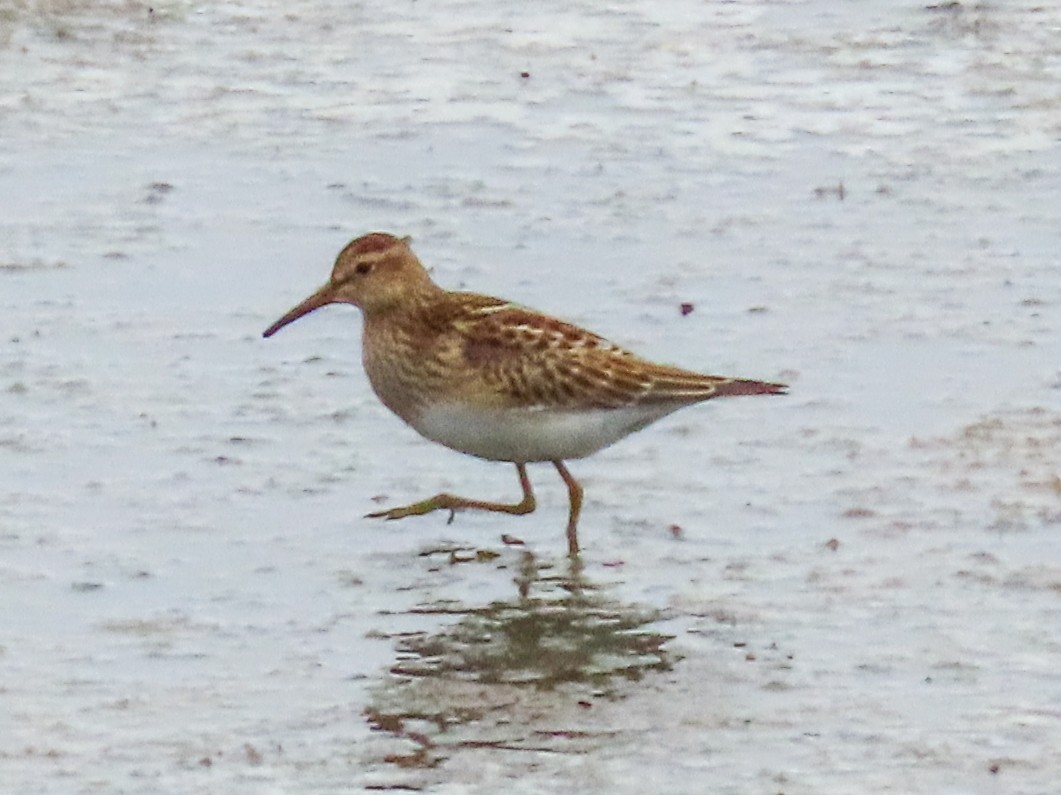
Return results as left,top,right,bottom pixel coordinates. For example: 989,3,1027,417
264,233,785,555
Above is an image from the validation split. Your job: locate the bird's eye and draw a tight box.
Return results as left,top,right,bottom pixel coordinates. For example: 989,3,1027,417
354,262,372,275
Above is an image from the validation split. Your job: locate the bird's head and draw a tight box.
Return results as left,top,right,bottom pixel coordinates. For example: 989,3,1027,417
263,233,436,337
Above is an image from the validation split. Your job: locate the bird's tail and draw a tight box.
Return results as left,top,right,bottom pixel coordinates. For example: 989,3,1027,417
642,367,788,403
712,377,788,398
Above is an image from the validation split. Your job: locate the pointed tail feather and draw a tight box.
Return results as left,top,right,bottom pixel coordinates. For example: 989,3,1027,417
712,377,788,398
642,370,787,403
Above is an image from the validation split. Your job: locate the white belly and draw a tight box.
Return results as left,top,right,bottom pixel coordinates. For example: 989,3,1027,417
412,402,683,463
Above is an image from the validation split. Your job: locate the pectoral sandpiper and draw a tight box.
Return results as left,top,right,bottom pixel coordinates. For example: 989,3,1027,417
264,233,785,556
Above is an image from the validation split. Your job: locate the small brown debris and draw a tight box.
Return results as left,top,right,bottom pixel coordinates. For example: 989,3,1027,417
679,302,695,316
367,710,404,733
813,181,846,200
824,538,841,551
384,748,438,768
144,182,174,205
842,507,875,519
448,549,476,564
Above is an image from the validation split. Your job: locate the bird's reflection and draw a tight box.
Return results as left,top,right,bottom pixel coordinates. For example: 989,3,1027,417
364,545,677,773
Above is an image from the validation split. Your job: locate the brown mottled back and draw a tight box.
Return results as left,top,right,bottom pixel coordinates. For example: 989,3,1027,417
376,293,787,413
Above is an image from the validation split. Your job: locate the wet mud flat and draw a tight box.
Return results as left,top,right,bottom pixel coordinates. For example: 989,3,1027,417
2,1,1060,793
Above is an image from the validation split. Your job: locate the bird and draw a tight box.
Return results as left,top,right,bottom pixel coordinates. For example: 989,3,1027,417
263,232,786,556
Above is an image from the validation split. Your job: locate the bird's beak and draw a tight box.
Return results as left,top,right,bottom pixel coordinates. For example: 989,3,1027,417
263,283,336,338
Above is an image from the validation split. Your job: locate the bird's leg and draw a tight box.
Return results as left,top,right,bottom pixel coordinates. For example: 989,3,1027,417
552,460,583,557
367,463,537,523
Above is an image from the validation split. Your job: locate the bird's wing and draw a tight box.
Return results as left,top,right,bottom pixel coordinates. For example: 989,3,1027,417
438,295,784,409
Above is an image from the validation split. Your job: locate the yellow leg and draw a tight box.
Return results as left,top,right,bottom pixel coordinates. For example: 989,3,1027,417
553,460,583,556
367,463,536,523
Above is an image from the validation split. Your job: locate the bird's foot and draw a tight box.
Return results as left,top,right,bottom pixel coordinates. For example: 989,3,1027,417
366,493,464,522
366,490,536,523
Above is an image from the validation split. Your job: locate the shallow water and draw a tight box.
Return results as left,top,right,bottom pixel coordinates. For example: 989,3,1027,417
2,1,1060,792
